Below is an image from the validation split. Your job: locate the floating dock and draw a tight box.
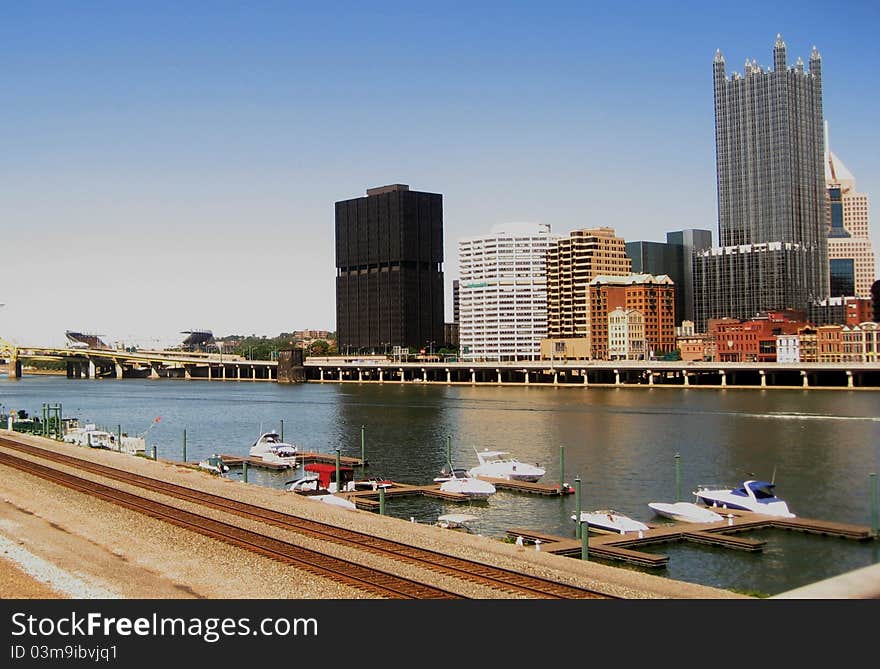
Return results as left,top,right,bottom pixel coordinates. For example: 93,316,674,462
473,476,573,496
220,451,365,470
506,508,875,568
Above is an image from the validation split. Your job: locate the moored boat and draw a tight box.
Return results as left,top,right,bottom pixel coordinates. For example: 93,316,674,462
467,448,546,483
249,430,299,467
434,466,496,499
647,501,724,523
571,509,650,534
693,480,795,518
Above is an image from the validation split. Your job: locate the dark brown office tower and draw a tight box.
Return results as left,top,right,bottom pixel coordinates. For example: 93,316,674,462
335,184,445,354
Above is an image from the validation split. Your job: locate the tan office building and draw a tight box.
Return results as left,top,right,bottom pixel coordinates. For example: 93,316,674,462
546,227,632,342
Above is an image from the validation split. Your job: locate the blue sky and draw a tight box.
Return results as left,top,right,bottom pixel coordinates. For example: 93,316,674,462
2,1,878,347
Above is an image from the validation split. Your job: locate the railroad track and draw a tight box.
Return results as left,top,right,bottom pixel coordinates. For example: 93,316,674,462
0,437,615,599
0,450,459,599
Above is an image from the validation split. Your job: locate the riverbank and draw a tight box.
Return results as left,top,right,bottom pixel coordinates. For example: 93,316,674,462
0,430,744,600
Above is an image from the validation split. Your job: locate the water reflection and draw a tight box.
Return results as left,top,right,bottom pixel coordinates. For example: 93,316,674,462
2,376,877,595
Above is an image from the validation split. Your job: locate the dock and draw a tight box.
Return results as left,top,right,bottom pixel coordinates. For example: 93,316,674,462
340,482,478,509
220,451,366,471
473,476,573,496
506,508,875,568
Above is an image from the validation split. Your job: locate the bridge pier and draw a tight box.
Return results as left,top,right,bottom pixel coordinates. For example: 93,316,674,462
379,368,384,383
150,365,160,379
847,370,853,388
523,370,529,385
760,370,766,387
115,363,123,379
184,366,191,380
470,369,475,384
614,370,620,386
719,370,726,387
683,371,689,386
400,368,405,383
802,370,809,388
446,368,451,384
497,369,502,384
648,370,654,385
582,370,588,386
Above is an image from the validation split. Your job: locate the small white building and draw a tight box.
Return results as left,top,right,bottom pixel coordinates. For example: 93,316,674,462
776,333,801,363
608,308,645,360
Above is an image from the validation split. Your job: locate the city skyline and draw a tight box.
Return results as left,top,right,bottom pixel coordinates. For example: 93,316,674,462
2,2,879,347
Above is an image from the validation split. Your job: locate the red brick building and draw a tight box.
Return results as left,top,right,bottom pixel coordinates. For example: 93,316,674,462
709,311,808,362
588,274,675,360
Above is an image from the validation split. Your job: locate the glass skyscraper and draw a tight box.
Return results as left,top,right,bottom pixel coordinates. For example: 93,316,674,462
695,35,829,331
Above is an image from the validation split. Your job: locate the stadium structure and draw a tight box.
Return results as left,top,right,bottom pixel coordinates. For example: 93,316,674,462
180,330,216,353
65,331,111,350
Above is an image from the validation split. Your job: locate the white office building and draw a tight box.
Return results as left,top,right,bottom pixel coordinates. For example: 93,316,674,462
458,223,561,361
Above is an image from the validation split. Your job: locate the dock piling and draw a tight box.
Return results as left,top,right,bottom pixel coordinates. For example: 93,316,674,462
151,446,157,460
574,476,582,539
379,485,386,515
243,460,248,483
361,424,365,473
446,435,452,472
559,445,565,493
182,429,187,463
675,452,681,502
871,473,878,538
280,419,284,442
335,449,341,494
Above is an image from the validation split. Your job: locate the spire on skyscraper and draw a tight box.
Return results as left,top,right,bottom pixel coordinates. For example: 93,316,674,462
774,33,786,71
714,49,724,64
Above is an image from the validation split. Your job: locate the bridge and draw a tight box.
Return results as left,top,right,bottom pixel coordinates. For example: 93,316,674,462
0,342,278,381
302,357,880,389
3,342,880,389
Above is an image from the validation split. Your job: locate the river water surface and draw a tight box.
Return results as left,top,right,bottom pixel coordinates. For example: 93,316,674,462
2,375,878,596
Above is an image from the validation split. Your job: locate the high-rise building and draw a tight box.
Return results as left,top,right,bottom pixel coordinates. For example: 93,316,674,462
335,184,444,354
546,227,632,340
626,229,713,327
458,222,560,361
825,123,876,298
666,229,713,326
695,35,829,331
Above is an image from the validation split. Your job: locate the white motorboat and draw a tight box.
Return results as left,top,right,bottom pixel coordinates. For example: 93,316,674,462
63,424,117,449
467,448,546,483
434,466,496,499
198,454,229,475
693,480,795,518
647,501,724,524
571,509,650,534
286,466,358,510
249,431,299,467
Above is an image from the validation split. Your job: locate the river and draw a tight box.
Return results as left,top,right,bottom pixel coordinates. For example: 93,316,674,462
2,375,878,596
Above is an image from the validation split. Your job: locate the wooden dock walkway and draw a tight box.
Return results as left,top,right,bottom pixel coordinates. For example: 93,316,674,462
506,508,875,568
220,451,365,470
340,482,475,509
474,476,574,496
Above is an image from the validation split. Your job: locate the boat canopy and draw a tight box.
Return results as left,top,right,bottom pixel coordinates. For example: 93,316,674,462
304,462,354,488
733,480,780,500
437,513,479,524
